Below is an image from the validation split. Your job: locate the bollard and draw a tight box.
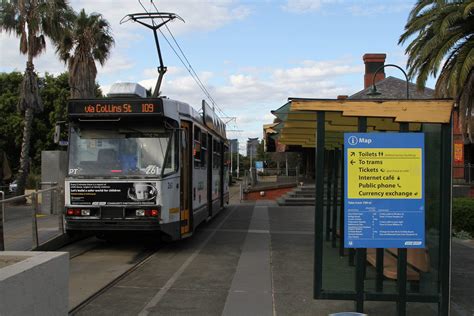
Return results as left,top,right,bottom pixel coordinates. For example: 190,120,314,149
56,188,65,234
31,192,39,248
239,183,242,202
0,191,4,251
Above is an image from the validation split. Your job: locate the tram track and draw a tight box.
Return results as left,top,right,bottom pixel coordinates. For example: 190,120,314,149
69,245,160,315
67,184,242,314
59,235,163,315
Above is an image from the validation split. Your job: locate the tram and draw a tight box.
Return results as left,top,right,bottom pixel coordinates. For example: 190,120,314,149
63,83,229,240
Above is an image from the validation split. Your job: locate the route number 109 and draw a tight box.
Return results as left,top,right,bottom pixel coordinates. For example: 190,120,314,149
142,103,154,113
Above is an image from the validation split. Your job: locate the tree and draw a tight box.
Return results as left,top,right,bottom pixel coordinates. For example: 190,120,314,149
399,0,474,142
0,71,103,181
57,9,114,99
0,72,68,176
0,72,24,175
0,0,73,196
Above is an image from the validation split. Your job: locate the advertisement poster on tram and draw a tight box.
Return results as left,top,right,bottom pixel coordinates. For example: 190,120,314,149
344,133,425,248
68,182,158,205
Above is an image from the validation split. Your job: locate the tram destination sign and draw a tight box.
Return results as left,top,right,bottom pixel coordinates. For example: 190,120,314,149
68,98,163,116
344,133,425,248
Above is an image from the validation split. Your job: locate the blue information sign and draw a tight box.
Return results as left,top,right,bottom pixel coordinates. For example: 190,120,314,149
344,133,425,248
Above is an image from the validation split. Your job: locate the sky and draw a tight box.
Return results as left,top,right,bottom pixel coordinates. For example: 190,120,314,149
0,0,434,154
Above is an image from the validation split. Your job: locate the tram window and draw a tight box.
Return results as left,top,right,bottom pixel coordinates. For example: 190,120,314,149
224,145,230,168
213,140,221,169
163,131,179,175
201,132,207,168
194,126,201,168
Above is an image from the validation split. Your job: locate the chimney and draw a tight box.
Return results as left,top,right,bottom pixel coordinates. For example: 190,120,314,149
363,53,386,89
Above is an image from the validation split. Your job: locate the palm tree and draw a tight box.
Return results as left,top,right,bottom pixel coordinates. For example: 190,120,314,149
399,0,474,142
57,9,114,99
0,0,73,196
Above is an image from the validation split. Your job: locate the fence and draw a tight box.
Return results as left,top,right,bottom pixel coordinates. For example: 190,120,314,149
0,185,64,251
453,163,474,184
242,167,300,188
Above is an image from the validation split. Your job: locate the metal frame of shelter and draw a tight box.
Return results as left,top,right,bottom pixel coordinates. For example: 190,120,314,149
273,98,454,315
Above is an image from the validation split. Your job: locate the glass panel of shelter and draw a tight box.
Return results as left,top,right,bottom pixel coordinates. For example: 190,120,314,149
319,120,443,313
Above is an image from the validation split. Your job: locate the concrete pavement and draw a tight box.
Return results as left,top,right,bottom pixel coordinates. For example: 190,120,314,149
71,193,474,315
1,203,63,250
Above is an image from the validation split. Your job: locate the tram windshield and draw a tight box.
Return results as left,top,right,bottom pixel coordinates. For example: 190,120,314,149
68,124,178,177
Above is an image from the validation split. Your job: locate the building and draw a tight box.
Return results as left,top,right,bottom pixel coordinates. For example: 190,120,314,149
246,138,259,158
229,139,239,154
349,54,466,185
265,53,468,189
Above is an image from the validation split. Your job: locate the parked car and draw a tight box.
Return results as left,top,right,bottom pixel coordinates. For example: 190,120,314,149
9,180,17,193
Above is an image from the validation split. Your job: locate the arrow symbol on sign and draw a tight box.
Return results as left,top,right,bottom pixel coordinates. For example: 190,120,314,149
350,152,355,157
350,160,355,165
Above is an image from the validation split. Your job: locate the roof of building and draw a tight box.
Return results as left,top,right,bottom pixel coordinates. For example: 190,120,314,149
349,76,435,100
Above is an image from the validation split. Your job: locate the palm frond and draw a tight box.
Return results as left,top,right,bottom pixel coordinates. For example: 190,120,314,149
402,0,474,141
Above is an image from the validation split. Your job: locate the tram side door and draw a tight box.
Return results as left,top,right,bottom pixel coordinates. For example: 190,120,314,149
207,134,213,217
220,141,225,207
180,122,192,236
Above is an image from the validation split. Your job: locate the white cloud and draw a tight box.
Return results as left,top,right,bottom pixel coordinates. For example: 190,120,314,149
98,53,134,75
0,0,251,78
282,0,411,16
142,66,184,79
119,57,361,149
0,35,66,75
71,0,251,36
347,1,412,17
282,0,336,13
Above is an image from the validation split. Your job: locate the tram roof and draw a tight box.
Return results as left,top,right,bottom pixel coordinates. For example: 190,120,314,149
271,98,454,148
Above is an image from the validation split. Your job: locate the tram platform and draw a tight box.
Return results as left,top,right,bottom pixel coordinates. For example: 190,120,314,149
70,195,473,316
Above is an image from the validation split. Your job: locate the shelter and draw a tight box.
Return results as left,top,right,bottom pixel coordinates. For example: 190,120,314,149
269,97,454,315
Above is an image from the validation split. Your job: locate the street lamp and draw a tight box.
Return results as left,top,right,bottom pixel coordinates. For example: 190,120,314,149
367,63,410,99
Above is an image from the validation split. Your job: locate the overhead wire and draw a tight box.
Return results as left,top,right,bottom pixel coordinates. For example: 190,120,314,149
137,0,242,141
138,0,224,117
150,0,222,114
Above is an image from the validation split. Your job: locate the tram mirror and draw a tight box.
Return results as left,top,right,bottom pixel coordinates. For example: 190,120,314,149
54,121,68,146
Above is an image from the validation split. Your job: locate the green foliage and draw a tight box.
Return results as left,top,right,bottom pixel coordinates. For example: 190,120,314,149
0,71,104,175
400,0,474,142
0,72,23,170
57,8,114,98
0,71,70,174
26,172,40,190
452,198,474,236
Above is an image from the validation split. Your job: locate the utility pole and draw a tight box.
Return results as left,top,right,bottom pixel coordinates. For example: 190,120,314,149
230,145,233,176
237,149,240,178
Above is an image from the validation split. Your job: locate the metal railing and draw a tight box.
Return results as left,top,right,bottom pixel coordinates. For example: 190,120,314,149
243,167,300,188
0,185,64,250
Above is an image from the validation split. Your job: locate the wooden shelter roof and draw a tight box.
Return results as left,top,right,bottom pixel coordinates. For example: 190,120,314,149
272,98,454,148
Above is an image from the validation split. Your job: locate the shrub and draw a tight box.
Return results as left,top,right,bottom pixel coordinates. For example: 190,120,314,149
26,173,40,190
452,198,474,236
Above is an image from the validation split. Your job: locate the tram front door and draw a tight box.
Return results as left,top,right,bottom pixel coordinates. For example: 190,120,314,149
180,121,192,236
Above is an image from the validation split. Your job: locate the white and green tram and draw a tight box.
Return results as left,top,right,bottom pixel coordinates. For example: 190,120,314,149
64,83,229,240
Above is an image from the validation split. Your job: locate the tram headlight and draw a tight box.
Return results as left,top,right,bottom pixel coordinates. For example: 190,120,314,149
81,209,91,216
136,209,146,217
